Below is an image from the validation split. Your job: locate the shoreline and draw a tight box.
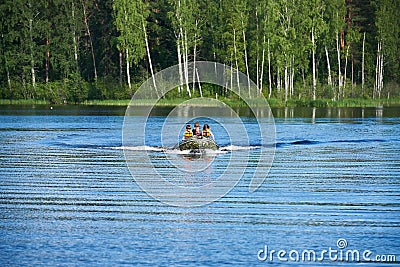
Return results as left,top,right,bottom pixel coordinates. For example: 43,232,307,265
1,98,399,108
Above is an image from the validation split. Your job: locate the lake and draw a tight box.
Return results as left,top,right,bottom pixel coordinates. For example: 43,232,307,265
0,105,399,266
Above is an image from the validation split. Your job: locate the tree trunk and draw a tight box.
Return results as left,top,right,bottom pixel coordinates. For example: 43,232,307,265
192,21,198,93
374,43,378,99
119,50,123,86
183,30,191,97
268,38,272,98
142,16,159,98
277,69,281,94
196,68,202,97
284,63,288,102
72,2,79,71
126,49,131,90
45,36,49,83
214,52,217,79
241,15,251,97
256,9,259,91
351,54,354,96
343,45,350,98
233,28,240,96
325,46,332,86
256,50,259,93
375,41,384,99
45,0,50,83
290,56,294,98
361,32,365,96
3,46,12,99
7,68,11,100
336,32,342,100
177,35,183,94
260,34,266,96
82,0,97,82
302,68,306,92
312,27,316,100
230,59,233,95
379,46,384,98
28,14,36,91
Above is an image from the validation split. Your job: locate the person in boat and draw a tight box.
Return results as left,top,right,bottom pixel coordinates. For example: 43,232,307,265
182,124,193,140
202,124,215,140
192,121,202,138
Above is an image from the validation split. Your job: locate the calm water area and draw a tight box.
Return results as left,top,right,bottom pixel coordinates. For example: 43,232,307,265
0,105,399,266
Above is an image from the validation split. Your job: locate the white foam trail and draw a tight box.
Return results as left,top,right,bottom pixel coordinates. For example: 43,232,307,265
164,149,191,155
164,148,228,155
202,149,228,155
110,146,165,152
220,145,259,151
109,145,258,153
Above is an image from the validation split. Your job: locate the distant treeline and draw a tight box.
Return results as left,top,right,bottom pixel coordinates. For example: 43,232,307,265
1,0,399,104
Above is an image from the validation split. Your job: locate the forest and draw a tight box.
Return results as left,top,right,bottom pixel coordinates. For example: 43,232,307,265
1,0,399,105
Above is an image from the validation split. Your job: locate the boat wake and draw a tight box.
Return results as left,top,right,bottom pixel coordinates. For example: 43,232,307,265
220,145,260,151
275,138,396,148
110,144,259,153
113,145,165,152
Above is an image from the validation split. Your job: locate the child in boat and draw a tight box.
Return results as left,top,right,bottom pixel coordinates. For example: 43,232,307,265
192,122,202,138
182,124,193,140
202,124,214,140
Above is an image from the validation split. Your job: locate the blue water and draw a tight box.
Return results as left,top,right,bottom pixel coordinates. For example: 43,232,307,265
0,105,399,266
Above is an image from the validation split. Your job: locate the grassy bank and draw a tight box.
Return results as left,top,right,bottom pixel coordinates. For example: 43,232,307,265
270,98,400,108
0,99,49,105
1,97,400,108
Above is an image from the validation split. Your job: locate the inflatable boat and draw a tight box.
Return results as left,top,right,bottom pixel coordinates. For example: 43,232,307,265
177,137,219,151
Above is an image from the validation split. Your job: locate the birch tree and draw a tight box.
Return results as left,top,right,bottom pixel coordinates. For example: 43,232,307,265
249,0,272,96
324,0,346,100
274,0,297,102
27,1,37,91
113,0,147,91
342,27,361,97
299,0,326,100
267,1,280,98
223,0,251,97
168,0,200,97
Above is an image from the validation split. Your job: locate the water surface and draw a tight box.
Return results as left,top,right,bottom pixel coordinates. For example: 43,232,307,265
0,105,399,266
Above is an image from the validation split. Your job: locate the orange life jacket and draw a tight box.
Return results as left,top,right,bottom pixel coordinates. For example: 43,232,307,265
202,129,211,137
184,129,193,138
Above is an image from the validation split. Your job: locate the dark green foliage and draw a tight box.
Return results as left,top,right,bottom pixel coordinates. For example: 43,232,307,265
0,0,399,104
65,72,88,103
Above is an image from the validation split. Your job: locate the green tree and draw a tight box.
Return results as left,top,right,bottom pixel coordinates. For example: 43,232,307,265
221,0,249,97
1,0,399,103
0,0,20,99
168,0,201,97
273,0,297,101
374,0,400,98
49,0,83,80
113,0,147,91
248,0,280,98
323,0,347,100
298,0,326,100
0,0,47,99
